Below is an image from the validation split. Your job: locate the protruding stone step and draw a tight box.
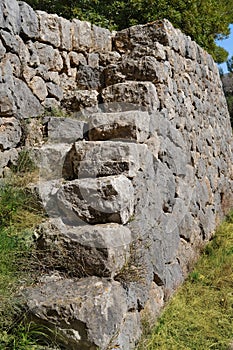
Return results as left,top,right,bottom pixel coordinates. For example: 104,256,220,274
63,140,147,179
88,110,150,142
101,81,160,112
35,220,132,278
56,175,134,225
44,116,86,143
22,277,128,350
32,143,72,180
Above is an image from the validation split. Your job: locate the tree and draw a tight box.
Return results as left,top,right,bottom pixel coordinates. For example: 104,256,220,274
227,55,233,73
23,0,233,63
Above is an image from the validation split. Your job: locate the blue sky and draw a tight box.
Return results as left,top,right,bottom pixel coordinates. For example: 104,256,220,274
216,24,233,73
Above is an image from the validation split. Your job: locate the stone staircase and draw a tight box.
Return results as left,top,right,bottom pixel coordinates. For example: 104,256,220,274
23,109,156,350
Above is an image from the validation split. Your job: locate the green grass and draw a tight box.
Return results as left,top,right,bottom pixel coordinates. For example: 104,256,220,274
0,170,47,349
138,212,233,350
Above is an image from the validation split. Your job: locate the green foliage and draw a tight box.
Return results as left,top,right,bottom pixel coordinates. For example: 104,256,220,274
226,93,233,126
227,55,233,73
138,212,233,349
11,150,37,174
23,0,233,62
0,171,45,348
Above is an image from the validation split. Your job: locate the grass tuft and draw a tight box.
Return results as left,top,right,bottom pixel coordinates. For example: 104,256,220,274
0,161,47,348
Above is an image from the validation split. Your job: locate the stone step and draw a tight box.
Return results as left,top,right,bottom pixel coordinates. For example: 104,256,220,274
22,276,129,350
32,143,72,180
63,140,148,179
56,174,134,225
88,110,150,142
35,220,131,278
44,116,86,143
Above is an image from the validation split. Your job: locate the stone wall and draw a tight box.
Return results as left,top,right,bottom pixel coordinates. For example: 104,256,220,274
0,1,233,349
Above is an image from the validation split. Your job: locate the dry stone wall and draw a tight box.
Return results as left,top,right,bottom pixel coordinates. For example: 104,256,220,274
0,1,233,349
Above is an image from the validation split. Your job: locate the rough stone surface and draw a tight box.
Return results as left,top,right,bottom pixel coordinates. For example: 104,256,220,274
0,5,232,350
19,1,39,38
56,175,134,225
29,76,48,101
102,81,160,111
35,221,131,278
88,110,150,142
0,0,20,35
0,117,22,150
46,117,85,143
63,141,147,179
23,277,128,350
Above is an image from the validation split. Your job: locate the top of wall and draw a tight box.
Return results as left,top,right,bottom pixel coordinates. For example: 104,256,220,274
0,0,112,52
0,0,218,67
0,0,222,120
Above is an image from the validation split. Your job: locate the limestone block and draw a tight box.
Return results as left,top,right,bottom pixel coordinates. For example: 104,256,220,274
72,19,93,52
0,86,16,116
0,31,29,64
129,43,166,61
92,25,112,52
0,0,20,34
0,30,20,55
114,19,182,54
46,82,63,101
121,56,171,83
23,277,128,350
0,117,22,150
33,143,72,180
62,90,98,113
99,51,121,66
35,221,131,277
29,76,48,102
34,42,63,72
3,54,20,79
158,137,188,176
76,64,102,90
102,81,160,112
0,148,18,176
36,11,60,47
42,98,60,110
111,311,142,350
87,53,99,68
19,1,39,38
140,282,164,323
22,66,36,84
88,110,150,142
63,141,146,179
0,39,6,59
103,64,126,86
69,52,87,66
44,71,60,85
59,72,77,94
56,175,134,225
46,117,85,143
26,41,40,67
59,17,72,51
